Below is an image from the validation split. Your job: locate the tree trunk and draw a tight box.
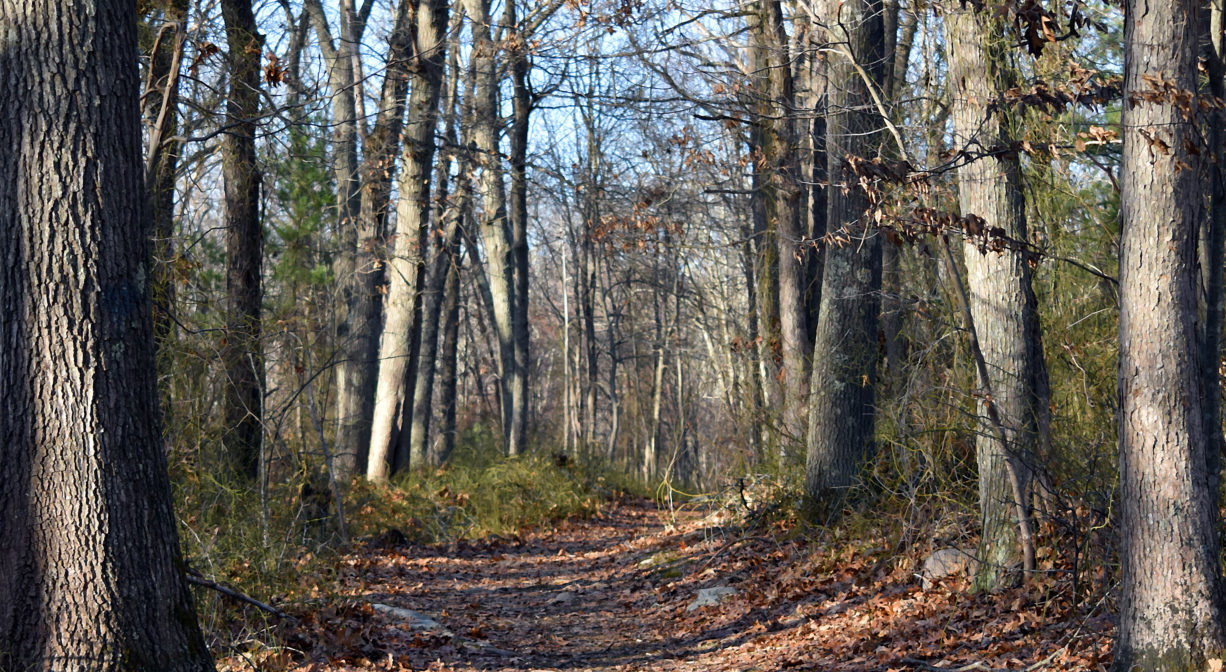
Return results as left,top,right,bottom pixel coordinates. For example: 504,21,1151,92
506,0,532,455
742,221,769,460
142,0,188,344
580,108,601,452
1201,0,1226,509
334,0,418,478
220,0,265,482
803,0,884,514
366,0,450,480
1113,0,1226,668
748,93,781,428
464,0,520,455
794,7,827,358
435,224,466,466
944,1,1045,592
645,275,666,481
305,0,366,479
407,17,464,468
0,0,211,664
878,0,913,378
756,0,810,453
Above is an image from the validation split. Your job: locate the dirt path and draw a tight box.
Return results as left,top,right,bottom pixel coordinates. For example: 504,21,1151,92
348,499,731,671
270,499,1113,672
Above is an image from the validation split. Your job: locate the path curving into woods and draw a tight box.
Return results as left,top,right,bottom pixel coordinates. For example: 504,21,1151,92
253,499,1112,671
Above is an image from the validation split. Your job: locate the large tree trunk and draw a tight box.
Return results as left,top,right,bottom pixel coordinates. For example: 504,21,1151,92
366,0,450,480
1113,0,1226,669
803,0,884,514
944,1,1045,592
0,0,212,664
220,0,265,482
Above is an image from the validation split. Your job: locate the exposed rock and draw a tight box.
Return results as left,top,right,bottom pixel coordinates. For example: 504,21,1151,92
547,590,578,605
371,603,453,636
919,548,980,589
687,586,736,611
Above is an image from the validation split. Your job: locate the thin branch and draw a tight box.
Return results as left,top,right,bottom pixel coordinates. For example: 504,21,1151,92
185,570,290,619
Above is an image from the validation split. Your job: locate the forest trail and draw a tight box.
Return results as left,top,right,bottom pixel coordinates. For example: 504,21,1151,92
260,499,1114,672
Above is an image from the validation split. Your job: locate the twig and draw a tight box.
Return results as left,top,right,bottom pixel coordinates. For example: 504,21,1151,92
186,571,290,619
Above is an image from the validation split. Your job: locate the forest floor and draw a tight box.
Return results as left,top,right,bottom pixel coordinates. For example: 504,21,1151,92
220,498,1115,672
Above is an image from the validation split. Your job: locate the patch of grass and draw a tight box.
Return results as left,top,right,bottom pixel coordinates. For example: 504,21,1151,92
348,450,605,543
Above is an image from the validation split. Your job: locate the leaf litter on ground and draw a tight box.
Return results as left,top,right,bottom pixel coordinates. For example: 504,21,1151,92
216,498,1114,671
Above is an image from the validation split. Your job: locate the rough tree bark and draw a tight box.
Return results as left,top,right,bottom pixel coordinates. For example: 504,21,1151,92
366,0,451,480
944,1,1046,592
803,0,884,514
0,0,212,664
220,0,266,482
1113,0,1226,669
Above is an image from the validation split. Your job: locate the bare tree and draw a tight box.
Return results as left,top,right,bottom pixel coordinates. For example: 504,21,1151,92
803,0,885,513
304,0,368,477
367,0,451,479
753,0,811,452
221,0,266,481
408,15,466,467
466,0,525,455
142,0,189,342
944,1,1047,591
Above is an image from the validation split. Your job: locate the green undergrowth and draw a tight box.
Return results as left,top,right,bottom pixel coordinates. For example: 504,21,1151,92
171,438,637,659
349,449,617,542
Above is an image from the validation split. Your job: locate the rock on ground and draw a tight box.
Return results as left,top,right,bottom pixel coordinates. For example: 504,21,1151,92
920,548,979,589
687,586,736,611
